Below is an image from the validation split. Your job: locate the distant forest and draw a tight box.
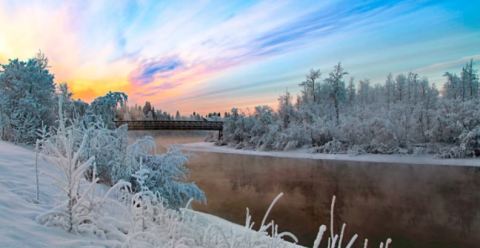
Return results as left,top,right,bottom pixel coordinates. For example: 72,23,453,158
116,102,221,121
220,61,480,158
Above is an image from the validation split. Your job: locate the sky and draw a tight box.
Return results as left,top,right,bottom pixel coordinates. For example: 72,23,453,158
0,0,479,114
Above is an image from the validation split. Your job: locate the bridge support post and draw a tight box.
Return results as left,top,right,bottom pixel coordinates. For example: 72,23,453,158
218,129,223,141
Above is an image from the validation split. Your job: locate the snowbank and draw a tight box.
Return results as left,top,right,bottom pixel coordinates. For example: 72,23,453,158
0,141,107,247
0,141,304,247
179,142,480,167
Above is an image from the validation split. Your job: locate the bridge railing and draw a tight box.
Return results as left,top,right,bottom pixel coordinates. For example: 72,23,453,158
114,120,224,131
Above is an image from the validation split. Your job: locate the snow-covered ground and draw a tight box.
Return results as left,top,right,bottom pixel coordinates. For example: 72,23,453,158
0,141,305,248
179,142,480,167
0,141,108,247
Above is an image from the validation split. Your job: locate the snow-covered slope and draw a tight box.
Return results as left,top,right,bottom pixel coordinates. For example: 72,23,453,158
0,141,109,247
0,141,305,248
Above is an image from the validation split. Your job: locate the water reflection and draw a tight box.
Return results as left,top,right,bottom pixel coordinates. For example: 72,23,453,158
130,131,480,248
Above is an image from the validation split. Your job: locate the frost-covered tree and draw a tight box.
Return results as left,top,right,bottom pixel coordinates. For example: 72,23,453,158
407,72,419,104
0,53,56,143
57,83,88,120
37,98,97,232
395,73,407,102
325,63,347,125
87,91,127,127
278,90,295,128
299,69,321,104
443,72,461,99
385,73,395,108
461,59,479,100
358,79,370,106
221,61,479,157
250,106,278,150
347,77,356,106
142,101,153,120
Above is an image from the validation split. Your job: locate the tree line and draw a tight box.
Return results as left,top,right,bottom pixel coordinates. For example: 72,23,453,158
116,101,223,121
221,61,480,158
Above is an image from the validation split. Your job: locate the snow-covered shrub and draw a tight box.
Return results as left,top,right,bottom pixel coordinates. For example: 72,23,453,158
79,120,129,183
35,102,103,233
256,124,281,151
132,148,206,209
347,144,366,155
311,121,334,147
223,108,255,146
314,139,347,154
275,124,310,150
123,167,200,248
429,100,466,144
109,135,153,184
459,126,480,157
248,106,278,150
36,114,124,239
108,135,205,209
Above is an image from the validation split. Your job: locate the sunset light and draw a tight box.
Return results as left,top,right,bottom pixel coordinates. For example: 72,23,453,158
1,0,478,114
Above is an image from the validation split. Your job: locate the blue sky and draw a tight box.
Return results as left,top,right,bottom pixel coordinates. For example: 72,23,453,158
0,0,479,113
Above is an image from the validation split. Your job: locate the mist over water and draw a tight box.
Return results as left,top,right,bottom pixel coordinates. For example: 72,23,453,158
130,131,480,248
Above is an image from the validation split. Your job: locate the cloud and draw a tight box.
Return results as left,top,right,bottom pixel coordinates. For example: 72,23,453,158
1,0,477,114
135,0,420,85
415,54,480,74
124,0,417,96
129,57,183,85
164,73,302,104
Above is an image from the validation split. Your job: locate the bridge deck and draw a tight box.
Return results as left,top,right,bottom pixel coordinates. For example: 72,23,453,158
114,120,223,131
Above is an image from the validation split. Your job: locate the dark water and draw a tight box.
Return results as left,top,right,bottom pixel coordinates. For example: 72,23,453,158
130,131,480,247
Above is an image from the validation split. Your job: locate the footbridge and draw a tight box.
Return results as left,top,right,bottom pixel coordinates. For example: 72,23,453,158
114,120,223,139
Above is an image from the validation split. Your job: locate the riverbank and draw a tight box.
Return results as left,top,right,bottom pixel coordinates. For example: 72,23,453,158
0,141,303,247
179,142,480,167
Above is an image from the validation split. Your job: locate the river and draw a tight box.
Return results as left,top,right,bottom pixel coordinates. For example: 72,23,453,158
129,130,480,248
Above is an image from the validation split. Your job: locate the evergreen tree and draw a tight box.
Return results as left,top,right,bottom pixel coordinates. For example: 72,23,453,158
0,53,56,143
461,59,479,99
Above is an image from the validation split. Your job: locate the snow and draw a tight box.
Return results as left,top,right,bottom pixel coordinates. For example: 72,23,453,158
0,140,104,247
0,140,305,247
179,142,480,167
